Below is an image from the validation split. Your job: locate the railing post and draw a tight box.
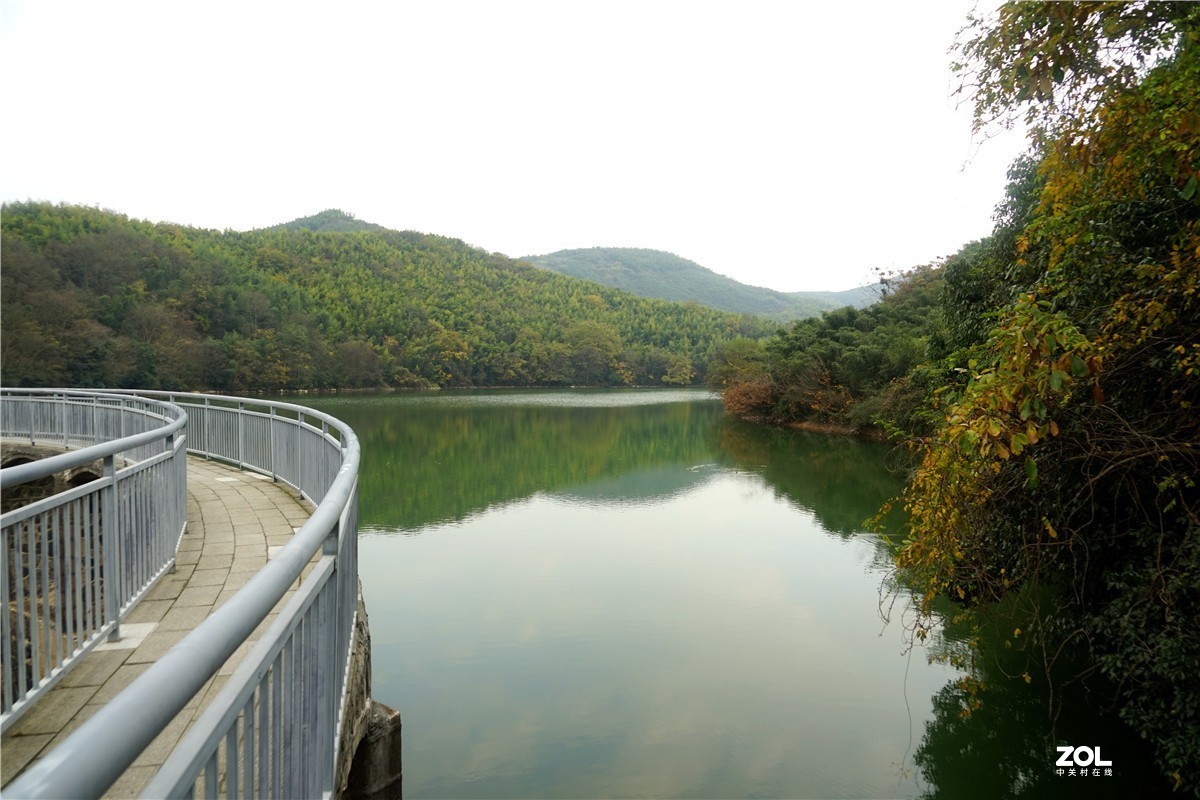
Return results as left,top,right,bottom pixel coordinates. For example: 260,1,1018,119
61,393,69,448
204,397,211,460
166,429,178,576
322,523,340,797
270,406,278,483
102,453,121,642
321,421,329,494
238,401,245,469
297,412,303,491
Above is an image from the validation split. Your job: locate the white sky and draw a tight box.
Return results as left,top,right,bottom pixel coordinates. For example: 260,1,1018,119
0,0,1027,292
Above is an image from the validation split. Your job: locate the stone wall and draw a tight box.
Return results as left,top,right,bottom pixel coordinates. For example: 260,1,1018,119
0,443,106,513
336,583,403,799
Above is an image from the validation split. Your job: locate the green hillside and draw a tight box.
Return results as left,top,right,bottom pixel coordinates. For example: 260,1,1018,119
1,204,770,392
523,247,878,320
270,208,391,234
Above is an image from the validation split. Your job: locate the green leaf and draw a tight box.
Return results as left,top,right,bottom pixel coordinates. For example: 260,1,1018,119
1183,175,1198,201
1024,456,1039,485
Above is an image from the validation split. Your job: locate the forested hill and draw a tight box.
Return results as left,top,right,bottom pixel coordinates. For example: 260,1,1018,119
268,208,391,234
523,247,878,320
0,203,770,392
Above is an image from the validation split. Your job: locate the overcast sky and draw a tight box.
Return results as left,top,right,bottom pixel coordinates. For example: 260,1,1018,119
0,0,1027,292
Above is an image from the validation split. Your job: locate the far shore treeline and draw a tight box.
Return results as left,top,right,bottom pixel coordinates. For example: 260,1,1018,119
0,204,772,392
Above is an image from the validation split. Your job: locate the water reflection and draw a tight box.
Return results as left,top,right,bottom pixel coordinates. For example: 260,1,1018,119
362,474,953,798
303,389,905,536
913,615,1167,799
290,390,951,797
306,389,728,531
281,390,1161,798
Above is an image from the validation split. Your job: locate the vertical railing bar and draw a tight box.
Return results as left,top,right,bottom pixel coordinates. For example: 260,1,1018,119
130,473,137,602
86,491,98,644
15,521,29,699
77,491,88,642
1,527,12,710
280,633,293,800
238,401,245,470
118,477,128,612
243,693,256,800
37,513,50,687
322,585,335,794
79,490,87,640
257,671,269,799
269,407,277,483
88,488,100,637
307,603,317,798
296,415,303,497
311,595,321,797
140,472,148,593
320,421,329,497
27,516,43,692
101,455,120,641
302,608,312,798
63,500,77,658
225,720,239,800
133,475,142,600
1,533,12,712
273,652,284,800
52,507,64,668
291,628,303,800
204,752,218,800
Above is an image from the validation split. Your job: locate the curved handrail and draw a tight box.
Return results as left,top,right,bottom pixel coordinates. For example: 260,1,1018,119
1,390,189,729
0,389,186,489
5,391,360,799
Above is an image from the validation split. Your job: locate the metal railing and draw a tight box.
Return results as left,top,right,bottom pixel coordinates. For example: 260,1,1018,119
4,391,360,800
1,390,189,729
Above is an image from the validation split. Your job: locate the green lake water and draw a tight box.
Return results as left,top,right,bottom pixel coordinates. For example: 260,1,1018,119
291,389,1163,799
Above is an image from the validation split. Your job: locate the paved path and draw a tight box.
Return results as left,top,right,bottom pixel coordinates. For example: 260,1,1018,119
1,457,315,798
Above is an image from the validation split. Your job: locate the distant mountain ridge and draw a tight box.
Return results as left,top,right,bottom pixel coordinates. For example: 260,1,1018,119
2,203,771,392
522,247,878,320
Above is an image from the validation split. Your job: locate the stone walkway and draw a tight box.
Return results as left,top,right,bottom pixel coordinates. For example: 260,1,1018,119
1,457,315,798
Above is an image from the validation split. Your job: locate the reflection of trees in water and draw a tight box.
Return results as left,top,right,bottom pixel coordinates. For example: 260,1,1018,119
914,620,1168,799
300,392,1173,794
711,419,1171,797
303,393,909,543
713,417,906,537
317,396,727,530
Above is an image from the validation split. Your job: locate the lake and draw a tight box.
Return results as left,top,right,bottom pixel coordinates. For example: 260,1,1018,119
291,389,1161,799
